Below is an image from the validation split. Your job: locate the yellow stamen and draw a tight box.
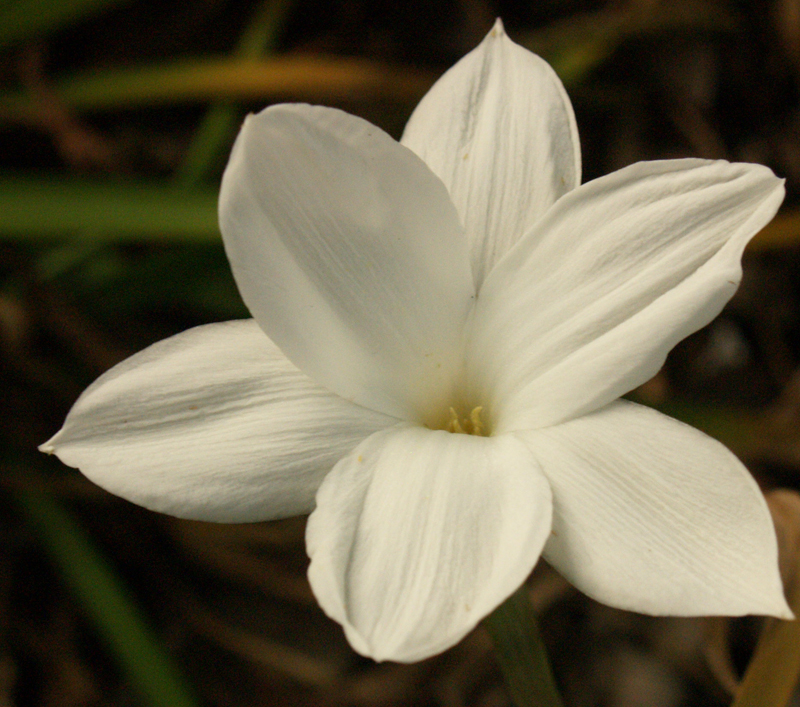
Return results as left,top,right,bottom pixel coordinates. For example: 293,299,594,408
444,406,486,436
470,406,484,436
447,407,465,434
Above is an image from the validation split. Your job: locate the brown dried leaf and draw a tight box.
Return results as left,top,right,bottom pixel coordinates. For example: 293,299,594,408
731,489,800,707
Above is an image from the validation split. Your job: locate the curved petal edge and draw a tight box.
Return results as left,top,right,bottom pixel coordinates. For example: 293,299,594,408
402,19,581,288
220,104,474,422
306,426,553,662
518,400,792,619
41,320,396,522
471,159,785,432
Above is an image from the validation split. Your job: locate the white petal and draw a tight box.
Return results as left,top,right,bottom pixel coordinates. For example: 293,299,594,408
41,320,396,522
517,400,791,618
219,104,475,422
469,159,784,432
401,19,581,288
306,426,552,662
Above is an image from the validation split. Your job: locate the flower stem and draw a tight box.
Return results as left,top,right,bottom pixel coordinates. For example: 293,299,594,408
483,584,564,707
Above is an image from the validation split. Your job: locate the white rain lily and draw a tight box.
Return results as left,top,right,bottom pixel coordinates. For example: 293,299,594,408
41,21,791,663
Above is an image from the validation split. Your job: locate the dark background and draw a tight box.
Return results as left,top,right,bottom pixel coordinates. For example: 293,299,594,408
1,1,799,705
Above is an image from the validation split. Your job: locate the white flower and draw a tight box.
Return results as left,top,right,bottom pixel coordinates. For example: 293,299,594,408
41,21,791,663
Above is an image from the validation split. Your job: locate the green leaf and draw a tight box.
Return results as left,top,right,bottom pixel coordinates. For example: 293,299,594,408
0,175,219,240
176,0,295,187
15,487,201,707
483,584,564,707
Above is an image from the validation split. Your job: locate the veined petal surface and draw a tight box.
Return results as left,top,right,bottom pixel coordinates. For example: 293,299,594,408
401,20,580,288
306,426,552,662
469,159,784,432
518,400,791,618
220,104,475,422
41,320,396,522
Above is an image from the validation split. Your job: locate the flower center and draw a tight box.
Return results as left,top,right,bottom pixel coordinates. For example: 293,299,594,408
444,406,487,436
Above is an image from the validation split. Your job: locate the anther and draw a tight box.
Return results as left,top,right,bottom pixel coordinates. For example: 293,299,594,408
470,406,484,436
444,406,486,436
447,407,465,434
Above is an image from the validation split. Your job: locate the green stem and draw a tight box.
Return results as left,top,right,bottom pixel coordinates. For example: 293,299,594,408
483,584,564,707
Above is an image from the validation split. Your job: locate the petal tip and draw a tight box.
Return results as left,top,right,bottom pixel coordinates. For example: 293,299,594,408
38,432,61,455
490,17,506,38
766,592,795,621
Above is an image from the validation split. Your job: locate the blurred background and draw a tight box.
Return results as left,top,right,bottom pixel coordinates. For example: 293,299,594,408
1,0,800,705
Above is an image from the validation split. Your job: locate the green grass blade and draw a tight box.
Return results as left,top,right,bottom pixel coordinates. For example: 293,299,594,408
15,488,200,707
483,584,564,707
0,175,219,240
235,0,293,58
175,100,241,188
0,0,135,48
176,0,294,187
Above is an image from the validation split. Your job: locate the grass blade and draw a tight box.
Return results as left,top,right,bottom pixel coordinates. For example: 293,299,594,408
0,175,218,240
176,0,294,187
484,584,564,707
15,487,200,707
0,55,435,116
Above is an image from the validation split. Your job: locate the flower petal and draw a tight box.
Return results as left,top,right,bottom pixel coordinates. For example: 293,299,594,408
306,426,552,662
219,104,475,422
40,320,396,522
517,400,791,618
401,19,581,288
469,159,784,432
